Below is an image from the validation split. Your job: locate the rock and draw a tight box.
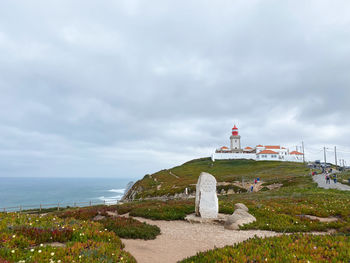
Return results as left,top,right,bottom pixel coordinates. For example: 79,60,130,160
106,211,118,218
93,215,106,221
220,189,226,195
185,213,229,224
227,189,235,195
195,172,218,219
234,203,249,212
224,208,256,230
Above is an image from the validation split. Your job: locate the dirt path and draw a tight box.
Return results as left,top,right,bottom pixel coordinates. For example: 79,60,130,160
121,217,278,263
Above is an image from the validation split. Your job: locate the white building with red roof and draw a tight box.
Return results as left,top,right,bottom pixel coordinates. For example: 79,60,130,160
212,125,304,162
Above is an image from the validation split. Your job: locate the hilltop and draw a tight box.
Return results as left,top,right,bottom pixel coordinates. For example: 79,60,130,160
123,158,311,200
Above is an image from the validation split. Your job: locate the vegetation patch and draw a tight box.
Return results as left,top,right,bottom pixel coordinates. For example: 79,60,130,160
219,187,350,233
0,212,135,263
117,200,194,220
180,234,350,263
58,205,117,220
14,226,73,244
126,158,311,199
102,217,160,240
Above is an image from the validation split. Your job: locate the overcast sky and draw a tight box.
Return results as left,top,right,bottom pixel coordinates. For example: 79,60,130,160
1,0,350,178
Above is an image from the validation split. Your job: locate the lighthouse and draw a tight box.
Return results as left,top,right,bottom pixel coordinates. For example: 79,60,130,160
230,125,242,152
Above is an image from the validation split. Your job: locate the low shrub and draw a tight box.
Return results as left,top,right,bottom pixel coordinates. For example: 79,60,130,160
129,203,194,220
180,234,350,263
117,200,195,220
58,205,117,220
0,213,136,263
103,217,160,240
14,226,73,244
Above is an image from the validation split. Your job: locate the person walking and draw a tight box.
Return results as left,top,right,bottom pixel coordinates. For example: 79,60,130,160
333,174,337,184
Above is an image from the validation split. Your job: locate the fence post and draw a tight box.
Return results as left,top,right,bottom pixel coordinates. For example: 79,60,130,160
3,208,5,213
40,204,42,212
89,201,92,206
74,202,76,207
104,200,106,206
57,203,60,211
19,206,22,213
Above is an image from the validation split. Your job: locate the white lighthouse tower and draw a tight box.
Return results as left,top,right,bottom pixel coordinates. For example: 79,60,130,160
230,125,242,153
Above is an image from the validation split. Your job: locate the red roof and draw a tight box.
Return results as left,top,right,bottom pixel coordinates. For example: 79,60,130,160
257,150,278,155
290,151,304,155
265,146,281,149
244,147,253,149
256,145,264,147
221,146,229,149
232,125,238,130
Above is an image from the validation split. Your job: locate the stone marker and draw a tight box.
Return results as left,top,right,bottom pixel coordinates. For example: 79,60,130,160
224,204,256,230
195,172,218,219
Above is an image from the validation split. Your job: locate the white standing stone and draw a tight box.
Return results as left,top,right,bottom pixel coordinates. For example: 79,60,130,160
195,172,218,219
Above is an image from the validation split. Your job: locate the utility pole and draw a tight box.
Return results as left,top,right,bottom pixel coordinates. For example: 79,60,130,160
302,141,305,163
334,146,337,167
323,147,327,165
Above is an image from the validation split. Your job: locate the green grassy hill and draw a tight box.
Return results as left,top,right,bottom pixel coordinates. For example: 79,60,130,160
124,158,312,199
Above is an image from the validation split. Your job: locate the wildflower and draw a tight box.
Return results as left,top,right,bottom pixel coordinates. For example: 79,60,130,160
38,250,42,253
51,252,55,256
58,261,61,263
12,235,16,238
11,250,15,253
30,249,35,252
40,243,44,247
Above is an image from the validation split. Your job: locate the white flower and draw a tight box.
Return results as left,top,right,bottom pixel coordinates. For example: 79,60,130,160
12,235,16,238
58,261,61,263
30,249,35,252
51,252,55,256
38,250,42,253
40,244,43,247
79,255,82,258
11,250,15,253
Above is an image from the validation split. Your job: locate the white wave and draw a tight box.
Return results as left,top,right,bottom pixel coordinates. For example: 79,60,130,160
97,195,123,203
108,189,125,194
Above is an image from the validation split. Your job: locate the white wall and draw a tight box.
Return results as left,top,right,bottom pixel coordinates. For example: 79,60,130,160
212,153,304,163
212,153,256,161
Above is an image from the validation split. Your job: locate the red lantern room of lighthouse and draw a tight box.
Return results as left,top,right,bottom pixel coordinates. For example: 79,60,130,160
232,125,239,136
230,124,242,152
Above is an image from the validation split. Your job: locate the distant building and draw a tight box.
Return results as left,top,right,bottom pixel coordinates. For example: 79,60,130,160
212,125,304,162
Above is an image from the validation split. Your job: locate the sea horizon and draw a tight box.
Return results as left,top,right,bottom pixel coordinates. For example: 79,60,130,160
0,177,136,210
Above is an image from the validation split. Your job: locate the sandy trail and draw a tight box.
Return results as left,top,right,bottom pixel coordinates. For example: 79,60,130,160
121,217,278,263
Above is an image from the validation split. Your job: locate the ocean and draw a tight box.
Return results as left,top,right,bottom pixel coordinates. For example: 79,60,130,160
0,177,133,210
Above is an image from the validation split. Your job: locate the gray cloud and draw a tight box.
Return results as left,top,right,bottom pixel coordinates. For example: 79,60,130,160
1,0,350,178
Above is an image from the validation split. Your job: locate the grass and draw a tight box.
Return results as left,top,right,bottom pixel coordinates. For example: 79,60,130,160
180,234,350,262
337,171,350,186
125,158,311,199
219,186,350,234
